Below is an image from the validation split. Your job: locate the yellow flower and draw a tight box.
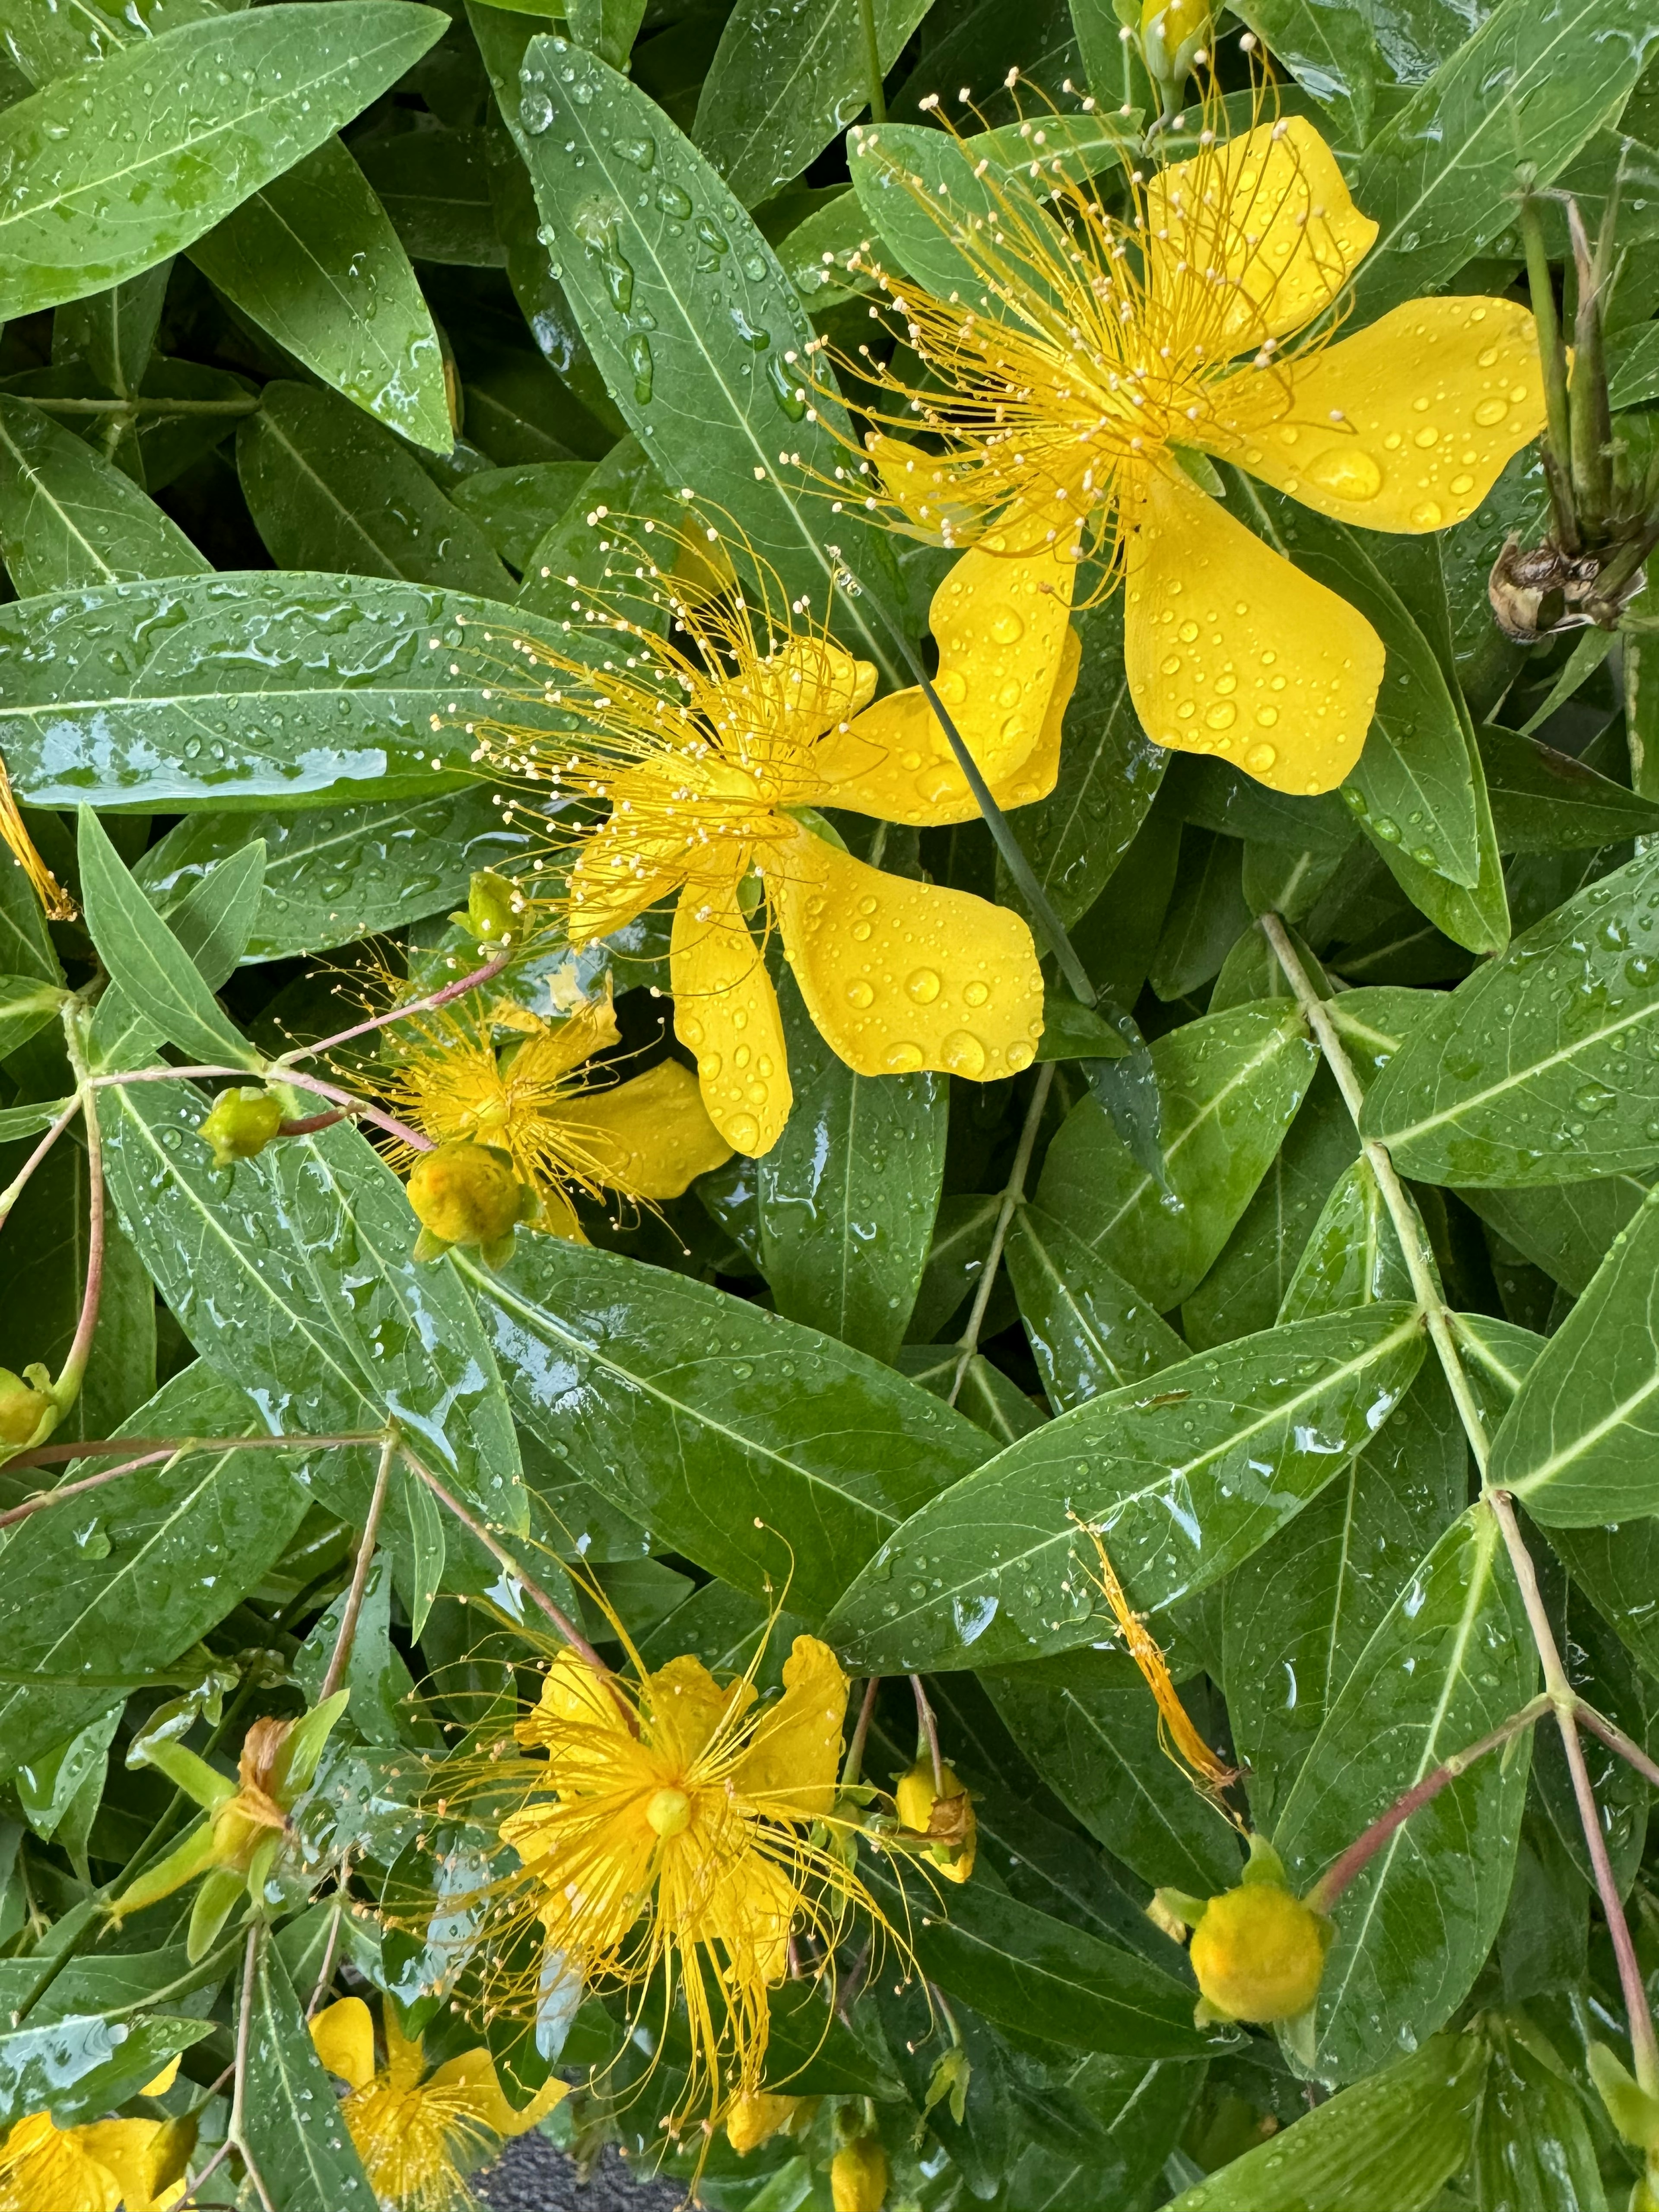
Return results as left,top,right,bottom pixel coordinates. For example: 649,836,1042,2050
379,989,731,1241
489,1634,878,2118
310,1996,565,2212
893,1758,976,1885
830,108,1545,796
0,2063,185,2212
468,561,1050,1156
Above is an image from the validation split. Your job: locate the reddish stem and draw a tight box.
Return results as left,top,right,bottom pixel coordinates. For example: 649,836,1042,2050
1580,1703,1659,1793
912,1674,945,1793
92,1064,432,1153
273,949,511,1066
4,1430,382,1470
279,1109,350,1137
0,1447,176,1529
0,1094,83,1230
318,1436,396,1703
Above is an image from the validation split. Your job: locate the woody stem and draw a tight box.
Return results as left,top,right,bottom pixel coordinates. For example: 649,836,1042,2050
1305,1694,1553,1914
1259,909,1659,2101
90,1063,433,1152
272,948,512,1066
232,1926,276,2212
318,1432,397,1703
0,1094,82,1230
842,1675,881,1787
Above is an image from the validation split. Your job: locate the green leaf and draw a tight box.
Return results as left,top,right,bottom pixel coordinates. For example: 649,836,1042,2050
460,1234,992,1622
824,1304,1426,1673
1275,1506,1535,2081
693,0,931,210
756,966,947,1361
1149,830,1252,1003
0,1364,309,1777
450,459,591,571
474,15,906,679
55,262,172,398
1478,722,1659,852
1221,1369,1466,1832
907,1190,1002,1343
1280,1155,1415,1320
1459,1173,1650,1294
1182,1068,1360,1350
242,1939,375,2212
1548,1513,1659,1681
136,789,520,963
566,0,646,70
191,137,454,453
237,383,514,596
1166,2034,1488,2212
78,807,258,1068
1230,0,1384,146
355,123,505,268
99,1088,526,1542
0,394,209,592
0,2012,214,2130
89,836,267,1072
0,4,445,319
1488,1191,1659,1521
986,1650,1243,1895
1035,991,1130,1062
1034,1001,1319,1312
1472,2017,1609,2212
1363,850,1659,1185
992,595,1167,931
1004,1201,1187,1414
896,1344,1048,1444
1348,0,1657,320
865,1866,1219,2060
0,572,569,811
0,973,65,1058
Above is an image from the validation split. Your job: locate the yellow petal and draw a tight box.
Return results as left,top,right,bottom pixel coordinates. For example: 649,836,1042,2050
534,1182,590,1242
646,1653,756,1767
1147,117,1377,354
866,430,976,543
671,879,792,1157
817,516,1081,825
515,1646,630,1752
688,1840,800,1985
566,815,684,944
553,1059,732,1200
70,2121,163,2212
422,2049,523,2138
1122,461,1384,795
986,620,1081,816
774,828,1043,1081
1213,296,1546,532
309,1996,377,2092
383,2002,426,2092
509,992,621,1087
137,2057,180,2099
733,1637,848,1820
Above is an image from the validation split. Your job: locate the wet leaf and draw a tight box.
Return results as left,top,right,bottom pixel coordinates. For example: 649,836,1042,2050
0,394,208,592
242,1939,375,2212
1005,1200,1187,1414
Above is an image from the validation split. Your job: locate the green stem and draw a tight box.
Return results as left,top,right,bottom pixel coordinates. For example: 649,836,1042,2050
1518,192,1578,552
25,396,259,418
854,0,885,124
949,1062,1053,1404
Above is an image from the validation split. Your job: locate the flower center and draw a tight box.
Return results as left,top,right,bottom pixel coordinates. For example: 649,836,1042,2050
647,1786,693,1837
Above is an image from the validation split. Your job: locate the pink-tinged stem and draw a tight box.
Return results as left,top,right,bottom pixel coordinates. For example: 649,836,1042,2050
0,1448,176,1529
6,1430,383,1471
1305,1693,1552,1915
55,1074,105,1409
278,1109,350,1137
91,1064,433,1153
843,1675,881,1788
1579,1703,1659,1793
318,1434,396,1703
0,1095,83,1230
1491,1488,1659,2098
274,948,512,1066
401,1446,633,1727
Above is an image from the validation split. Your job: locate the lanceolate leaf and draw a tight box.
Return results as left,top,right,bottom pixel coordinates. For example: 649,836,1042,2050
1005,1200,1187,1414
241,1941,375,2212
473,14,907,679
824,1304,1426,1674
1488,1191,1659,1522
1275,1506,1535,2083
0,5,447,319
0,394,209,591
459,1234,992,1622
1363,852,1659,1185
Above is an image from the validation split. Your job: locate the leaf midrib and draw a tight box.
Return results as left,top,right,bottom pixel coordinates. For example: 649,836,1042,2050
1378,992,1659,1150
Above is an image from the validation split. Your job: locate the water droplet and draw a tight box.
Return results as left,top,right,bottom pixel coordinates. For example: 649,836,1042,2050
943,1030,986,1076
906,967,941,1004
845,979,874,1007
884,1041,924,1073
520,90,554,133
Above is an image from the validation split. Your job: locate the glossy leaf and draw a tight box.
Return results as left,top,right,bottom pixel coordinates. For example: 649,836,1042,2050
757,967,947,1361
460,1233,992,1623
450,458,591,570
1472,2017,1609,2212
0,394,208,592
694,0,931,209
1166,2034,1488,2212
0,5,446,319
1004,1200,1187,1414
824,1304,1426,1674
1275,1506,1535,2082
0,2013,215,2131
237,383,513,595
0,1364,310,1777
355,123,505,267
477,16,906,679
1479,722,1659,852
1363,851,1659,1185
242,1939,374,2212
1459,1173,1649,1294
1489,1190,1659,1522
0,572,568,811
1034,1001,1318,1312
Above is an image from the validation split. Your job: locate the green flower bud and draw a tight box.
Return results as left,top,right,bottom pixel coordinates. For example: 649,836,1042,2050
1187,1879,1332,2025
1139,0,1209,100
198,1087,283,1167
454,869,522,946
0,1363,55,1448
407,1138,527,1256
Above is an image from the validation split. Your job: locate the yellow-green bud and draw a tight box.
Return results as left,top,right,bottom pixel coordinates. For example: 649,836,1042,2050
831,2139,887,2212
458,870,521,945
407,1139,525,1251
895,1758,976,1883
1188,1880,1330,2024
0,1364,54,1447
725,2090,808,2156
198,1087,283,1167
1139,0,1209,95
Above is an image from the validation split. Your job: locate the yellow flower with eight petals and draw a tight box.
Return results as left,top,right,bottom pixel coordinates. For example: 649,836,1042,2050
0,2062,185,2212
825,106,1545,798
378,988,731,1242
466,554,1053,1157
310,1995,566,2212
479,1631,879,2121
